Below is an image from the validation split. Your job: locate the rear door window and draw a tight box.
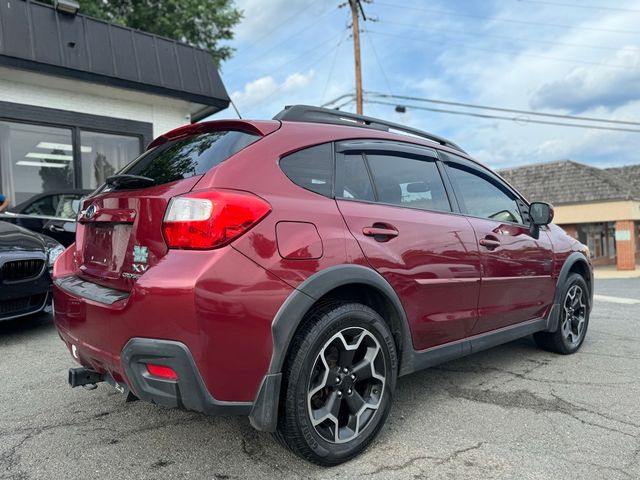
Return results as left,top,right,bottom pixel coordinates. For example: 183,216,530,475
120,130,260,186
335,153,375,201
364,153,451,212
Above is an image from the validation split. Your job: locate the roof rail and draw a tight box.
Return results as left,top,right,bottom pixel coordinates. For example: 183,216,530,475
273,104,465,153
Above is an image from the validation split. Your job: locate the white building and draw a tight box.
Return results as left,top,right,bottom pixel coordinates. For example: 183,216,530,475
0,0,230,205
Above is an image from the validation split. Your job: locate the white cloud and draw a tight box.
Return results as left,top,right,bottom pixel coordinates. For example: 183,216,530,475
232,0,335,43
530,48,640,112
230,70,315,109
213,0,640,168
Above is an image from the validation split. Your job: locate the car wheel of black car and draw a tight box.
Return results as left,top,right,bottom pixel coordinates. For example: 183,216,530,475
534,273,590,354
275,302,397,465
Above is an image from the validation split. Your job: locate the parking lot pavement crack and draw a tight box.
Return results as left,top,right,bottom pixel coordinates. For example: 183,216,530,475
549,393,640,430
360,442,485,476
434,441,485,465
627,440,640,468
359,454,440,476
1,430,40,480
446,386,638,438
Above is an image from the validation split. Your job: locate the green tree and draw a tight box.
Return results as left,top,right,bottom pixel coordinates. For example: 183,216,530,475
47,0,242,63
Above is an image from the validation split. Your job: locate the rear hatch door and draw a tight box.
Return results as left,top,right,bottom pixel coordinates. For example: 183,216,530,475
74,128,264,292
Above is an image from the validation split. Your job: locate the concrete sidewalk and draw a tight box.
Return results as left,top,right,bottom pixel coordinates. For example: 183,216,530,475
593,265,640,279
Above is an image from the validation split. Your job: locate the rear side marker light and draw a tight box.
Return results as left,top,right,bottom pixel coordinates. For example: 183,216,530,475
146,363,178,380
162,190,271,250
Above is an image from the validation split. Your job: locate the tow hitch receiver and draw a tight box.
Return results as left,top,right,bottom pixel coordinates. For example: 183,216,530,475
68,367,105,388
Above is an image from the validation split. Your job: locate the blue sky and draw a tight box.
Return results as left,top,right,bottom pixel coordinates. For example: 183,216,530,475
211,0,640,170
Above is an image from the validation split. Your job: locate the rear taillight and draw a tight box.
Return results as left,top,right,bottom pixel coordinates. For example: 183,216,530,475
162,190,271,249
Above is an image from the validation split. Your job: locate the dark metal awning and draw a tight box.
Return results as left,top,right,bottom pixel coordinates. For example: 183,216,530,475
0,0,230,112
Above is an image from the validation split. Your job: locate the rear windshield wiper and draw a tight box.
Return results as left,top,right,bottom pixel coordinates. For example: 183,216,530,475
105,174,156,190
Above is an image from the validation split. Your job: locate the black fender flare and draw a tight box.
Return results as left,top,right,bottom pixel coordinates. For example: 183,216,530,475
249,264,414,431
268,264,414,375
546,251,593,332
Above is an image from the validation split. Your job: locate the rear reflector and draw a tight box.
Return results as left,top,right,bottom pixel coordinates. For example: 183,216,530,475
146,363,178,380
162,190,271,249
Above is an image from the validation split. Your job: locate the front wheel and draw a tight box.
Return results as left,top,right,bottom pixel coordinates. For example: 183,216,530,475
274,302,397,465
534,273,590,354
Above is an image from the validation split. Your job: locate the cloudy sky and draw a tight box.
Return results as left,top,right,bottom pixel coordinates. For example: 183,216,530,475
211,0,640,169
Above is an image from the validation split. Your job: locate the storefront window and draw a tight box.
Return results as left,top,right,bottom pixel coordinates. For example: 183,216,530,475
577,222,616,265
0,121,75,204
80,131,140,190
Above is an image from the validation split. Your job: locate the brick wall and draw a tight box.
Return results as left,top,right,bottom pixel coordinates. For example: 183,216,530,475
615,220,637,270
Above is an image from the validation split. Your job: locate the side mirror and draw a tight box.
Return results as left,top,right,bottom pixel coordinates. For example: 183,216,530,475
529,202,554,226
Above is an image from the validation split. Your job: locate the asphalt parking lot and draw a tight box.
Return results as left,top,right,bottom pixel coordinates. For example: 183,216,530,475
1,278,639,480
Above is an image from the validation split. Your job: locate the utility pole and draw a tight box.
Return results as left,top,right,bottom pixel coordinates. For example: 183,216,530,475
349,0,364,114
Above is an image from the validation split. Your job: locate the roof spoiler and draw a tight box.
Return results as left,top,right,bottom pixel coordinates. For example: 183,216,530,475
147,120,280,150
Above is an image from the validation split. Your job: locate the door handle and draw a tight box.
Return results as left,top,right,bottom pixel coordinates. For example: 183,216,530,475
479,236,501,250
362,225,399,241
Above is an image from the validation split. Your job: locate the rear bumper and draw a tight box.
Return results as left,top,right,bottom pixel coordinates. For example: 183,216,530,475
121,338,252,415
52,245,294,413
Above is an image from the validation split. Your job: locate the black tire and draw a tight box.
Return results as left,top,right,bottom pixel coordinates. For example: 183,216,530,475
534,273,590,354
274,302,398,466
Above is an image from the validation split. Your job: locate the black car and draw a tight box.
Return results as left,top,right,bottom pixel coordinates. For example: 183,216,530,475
5,190,89,246
0,222,64,322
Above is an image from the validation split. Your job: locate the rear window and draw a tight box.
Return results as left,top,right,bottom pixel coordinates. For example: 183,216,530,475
120,130,260,185
279,143,333,197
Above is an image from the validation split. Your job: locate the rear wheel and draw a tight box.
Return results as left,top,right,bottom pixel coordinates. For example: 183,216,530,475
534,273,590,354
274,302,397,465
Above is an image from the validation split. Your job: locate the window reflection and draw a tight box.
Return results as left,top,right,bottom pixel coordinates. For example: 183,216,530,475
0,121,75,205
80,131,140,189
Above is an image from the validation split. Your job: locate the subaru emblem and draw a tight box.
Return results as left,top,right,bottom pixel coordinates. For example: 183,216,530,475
85,204,97,219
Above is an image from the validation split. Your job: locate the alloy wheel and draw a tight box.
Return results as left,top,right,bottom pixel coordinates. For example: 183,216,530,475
307,326,386,444
561,284,586,346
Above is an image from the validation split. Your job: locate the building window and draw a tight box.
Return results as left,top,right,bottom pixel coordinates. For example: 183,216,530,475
0,121,75,205
577,222,616,265
80,131,141,190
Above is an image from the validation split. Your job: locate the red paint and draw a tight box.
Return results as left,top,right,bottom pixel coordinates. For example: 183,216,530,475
53,117,590,406
275,221,323,260
336,200,481,349
466,217,556,334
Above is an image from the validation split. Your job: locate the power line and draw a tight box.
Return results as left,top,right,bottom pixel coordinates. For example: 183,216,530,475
366,92,640,126
321,93,355,108
367,30,640,71
321,25,349,104
238,0,320,52
515,0,640,13
374,1,640,35
225,6,337,74
241,35,347,115
365,99,640,133
379,19,636,53
363,28,394,97
258,31,343,80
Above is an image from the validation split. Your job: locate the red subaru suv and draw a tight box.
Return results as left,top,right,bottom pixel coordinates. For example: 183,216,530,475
53,105,592,465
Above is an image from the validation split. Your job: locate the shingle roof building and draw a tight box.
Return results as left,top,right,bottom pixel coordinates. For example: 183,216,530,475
499,159,639,271
499,160,639,205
